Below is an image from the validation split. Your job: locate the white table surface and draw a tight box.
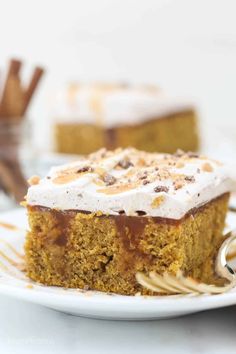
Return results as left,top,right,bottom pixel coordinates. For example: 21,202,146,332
0,296,235,354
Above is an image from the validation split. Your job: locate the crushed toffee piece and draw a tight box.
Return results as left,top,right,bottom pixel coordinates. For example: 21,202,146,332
28,175,40,186
154,186,169,193
187,152,199,158
103,173,117,186
174,180,184,190
117,159,133,169
185,176,195,183
77,166,94,173
174,149,185,157
202,162,213,172
151,195,165,208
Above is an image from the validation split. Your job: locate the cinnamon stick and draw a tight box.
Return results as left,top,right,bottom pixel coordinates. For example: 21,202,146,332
0,59,44,204
0,59,22,118
2,76,24,117
21,66,44,115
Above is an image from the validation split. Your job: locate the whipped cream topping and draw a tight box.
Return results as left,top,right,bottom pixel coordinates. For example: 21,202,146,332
51,83,195,128
27,148,236,220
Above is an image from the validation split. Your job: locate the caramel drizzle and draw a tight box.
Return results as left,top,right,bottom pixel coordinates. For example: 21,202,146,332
0,221,21,231
0,243,26,279
97,182,140,195
29,193,230,226
51,155,192,192
52,167,90,184
88,84,123,126
0,220,26,278
89,89,104,126
0,259,10,272
0,239,24,260
0,249,18,267
67,83,80,107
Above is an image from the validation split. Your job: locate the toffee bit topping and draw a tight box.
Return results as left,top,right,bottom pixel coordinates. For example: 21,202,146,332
138,171,148,180
117,158,133,169
28,175,40,186
173,180,184,190
91,147,107,160
40,148,223,213
95,167,106,177
137,158,146,166
202,162,213,172
77,166,94,173
187,151,199,158
184,175,195,183
151,196,165,208
103,173,117,186
174,149,185,157
154,186,169,193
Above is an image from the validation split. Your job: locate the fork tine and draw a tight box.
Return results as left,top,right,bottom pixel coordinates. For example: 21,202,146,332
136,230,236,295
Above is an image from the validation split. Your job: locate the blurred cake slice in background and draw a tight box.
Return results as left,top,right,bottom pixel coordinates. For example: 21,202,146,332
52,83,199,155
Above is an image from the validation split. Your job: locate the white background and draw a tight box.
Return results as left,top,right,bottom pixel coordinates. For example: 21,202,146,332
0,0,236,149
1,295,236,354
0,1,236,353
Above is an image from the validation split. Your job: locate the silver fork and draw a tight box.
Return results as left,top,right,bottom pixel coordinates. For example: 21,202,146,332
136,230,236,295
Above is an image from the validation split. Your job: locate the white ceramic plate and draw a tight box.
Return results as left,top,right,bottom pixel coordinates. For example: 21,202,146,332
0,208,236,321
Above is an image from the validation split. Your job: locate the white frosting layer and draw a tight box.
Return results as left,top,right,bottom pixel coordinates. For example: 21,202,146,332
27,148,236,220
51,83,195,128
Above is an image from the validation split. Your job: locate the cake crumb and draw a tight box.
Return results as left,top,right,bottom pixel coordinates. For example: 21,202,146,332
28,175,40,186
151,196,165,208
26,284,34,289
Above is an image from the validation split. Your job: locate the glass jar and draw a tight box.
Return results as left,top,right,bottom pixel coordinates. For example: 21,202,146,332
0,118,33,211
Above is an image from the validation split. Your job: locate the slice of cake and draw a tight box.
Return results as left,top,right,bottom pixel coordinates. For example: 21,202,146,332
52,83,199,154
25,148,235,295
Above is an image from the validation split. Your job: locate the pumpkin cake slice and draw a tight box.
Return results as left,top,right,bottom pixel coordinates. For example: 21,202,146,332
25,148,235,295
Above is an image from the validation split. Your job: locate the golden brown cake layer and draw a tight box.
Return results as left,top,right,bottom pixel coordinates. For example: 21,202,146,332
54,110,198,155
25,193,229,295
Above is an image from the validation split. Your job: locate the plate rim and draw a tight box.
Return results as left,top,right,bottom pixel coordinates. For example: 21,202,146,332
0,208,236,319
